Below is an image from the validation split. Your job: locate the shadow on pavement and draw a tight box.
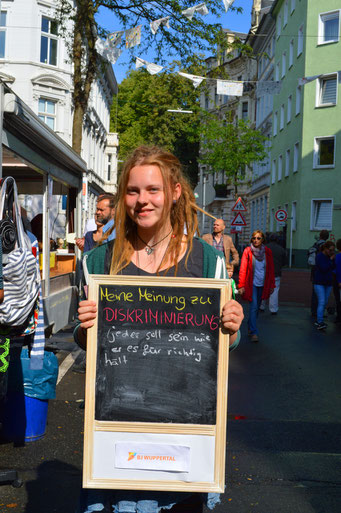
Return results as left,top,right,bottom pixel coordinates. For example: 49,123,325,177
24,459,81,513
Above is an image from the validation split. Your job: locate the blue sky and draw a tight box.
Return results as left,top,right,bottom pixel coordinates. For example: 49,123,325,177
96,0,253,83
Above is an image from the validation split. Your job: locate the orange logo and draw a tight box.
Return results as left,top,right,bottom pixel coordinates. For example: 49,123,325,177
128,452,136,461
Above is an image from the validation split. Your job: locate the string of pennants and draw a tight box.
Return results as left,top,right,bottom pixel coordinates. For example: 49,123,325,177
95,0,341,96
96,0,235,64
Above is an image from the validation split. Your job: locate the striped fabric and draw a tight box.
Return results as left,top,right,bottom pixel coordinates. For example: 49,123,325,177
0,247,40,327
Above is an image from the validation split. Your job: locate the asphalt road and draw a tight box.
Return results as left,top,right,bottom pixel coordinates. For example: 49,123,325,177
1,305,341,513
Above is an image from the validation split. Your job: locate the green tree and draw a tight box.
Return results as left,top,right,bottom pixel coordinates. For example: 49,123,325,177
56,0,243,155
199,112,268,195
112,67,201,185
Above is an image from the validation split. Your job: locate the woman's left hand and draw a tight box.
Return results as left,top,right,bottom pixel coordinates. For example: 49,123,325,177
221,299,244,344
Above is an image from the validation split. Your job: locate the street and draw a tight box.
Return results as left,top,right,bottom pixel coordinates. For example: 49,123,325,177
1,304,341,512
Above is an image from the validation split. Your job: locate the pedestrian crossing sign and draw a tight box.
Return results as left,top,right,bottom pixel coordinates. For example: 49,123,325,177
232,197,247,212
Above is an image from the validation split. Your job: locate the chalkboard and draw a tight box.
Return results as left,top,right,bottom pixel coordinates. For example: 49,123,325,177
96,283,220,424
83,275,231,493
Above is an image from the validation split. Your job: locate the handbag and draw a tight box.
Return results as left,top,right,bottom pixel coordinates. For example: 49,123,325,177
0,177,41,329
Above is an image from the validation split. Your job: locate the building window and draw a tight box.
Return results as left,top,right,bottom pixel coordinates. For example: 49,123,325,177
296,86,301,115
278,155,283,181
314,136,335,168
318,11,340,45
0,11,6,59
275,61,280,81
241,101,248,120
294,142,299,172
270,208,274,231
277,14,282,38
38,98,56,130
311,199,333,230
285,149,290,177
280,104,284,130
289,39,294,67
284,0,288,27
205,96,209,110
107,154,112,181
273,111,278,136
287,95,292,123
291,0,295,14
317,74,337,106
297,24,303,55
272,160,276,184
282,52,286,77
40,16,58,66
292,201,297,230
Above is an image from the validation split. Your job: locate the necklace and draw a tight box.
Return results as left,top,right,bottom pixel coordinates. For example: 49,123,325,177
137,229,173,255
136,234,172,274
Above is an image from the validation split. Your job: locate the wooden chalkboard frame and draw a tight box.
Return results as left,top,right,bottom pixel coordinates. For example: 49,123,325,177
83,275,231,493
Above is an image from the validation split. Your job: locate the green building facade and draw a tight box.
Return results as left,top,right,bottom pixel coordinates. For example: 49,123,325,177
270,0,341,266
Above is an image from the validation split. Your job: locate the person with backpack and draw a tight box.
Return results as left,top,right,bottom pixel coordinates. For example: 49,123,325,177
308,230,329,319
313,241,336,330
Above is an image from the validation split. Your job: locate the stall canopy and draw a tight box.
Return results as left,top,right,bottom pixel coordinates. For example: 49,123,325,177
0,82,87,333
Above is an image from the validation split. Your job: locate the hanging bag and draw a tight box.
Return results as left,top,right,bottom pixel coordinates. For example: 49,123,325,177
0,177,40,329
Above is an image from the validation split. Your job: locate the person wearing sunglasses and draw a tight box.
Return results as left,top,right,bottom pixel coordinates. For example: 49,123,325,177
238,230,275,342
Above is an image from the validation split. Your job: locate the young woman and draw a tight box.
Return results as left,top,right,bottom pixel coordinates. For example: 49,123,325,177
238,230,275,343
74,146,244,513
313,240,336,330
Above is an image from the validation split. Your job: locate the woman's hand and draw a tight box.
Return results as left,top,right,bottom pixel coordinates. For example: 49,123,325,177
238,287,245,295
221,299,244,346
78,300,97,329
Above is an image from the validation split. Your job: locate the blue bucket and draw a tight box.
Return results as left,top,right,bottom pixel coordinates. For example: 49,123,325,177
1,392,48,442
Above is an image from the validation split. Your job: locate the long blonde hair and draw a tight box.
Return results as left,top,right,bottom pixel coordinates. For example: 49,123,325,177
110,146,199,275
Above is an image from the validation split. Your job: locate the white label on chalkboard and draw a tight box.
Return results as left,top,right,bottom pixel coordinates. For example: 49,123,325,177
115,442,190,472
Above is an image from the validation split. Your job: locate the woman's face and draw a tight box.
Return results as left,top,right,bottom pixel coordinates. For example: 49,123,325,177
125,164,180,232
251,233,263,248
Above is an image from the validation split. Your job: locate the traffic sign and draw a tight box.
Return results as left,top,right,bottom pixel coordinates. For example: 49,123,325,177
275,209,288,222
232,197,247,212
194,183,216,207
231,213,247,226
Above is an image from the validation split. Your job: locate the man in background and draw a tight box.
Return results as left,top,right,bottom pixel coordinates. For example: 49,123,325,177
75,193,116,252
203,218,239,270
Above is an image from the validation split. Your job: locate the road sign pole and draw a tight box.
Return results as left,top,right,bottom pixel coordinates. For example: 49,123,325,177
289,216,293,268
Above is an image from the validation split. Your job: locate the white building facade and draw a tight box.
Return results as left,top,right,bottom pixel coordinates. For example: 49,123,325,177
0,0,118,229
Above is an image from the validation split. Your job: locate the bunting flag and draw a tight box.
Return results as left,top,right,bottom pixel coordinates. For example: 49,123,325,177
125,25,142,49
182,3,209,21
95,38,108,56
95,38,122,64
256,81,282,95
222,0,235,12
136,57,164,75
108,30,124,47
178,71,205,88
105,46,123,64
298,74,321,86
217,80,243,96
150,16,170,35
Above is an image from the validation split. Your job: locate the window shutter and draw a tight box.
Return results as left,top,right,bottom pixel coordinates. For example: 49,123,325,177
315,201,332,229
321,77,337,104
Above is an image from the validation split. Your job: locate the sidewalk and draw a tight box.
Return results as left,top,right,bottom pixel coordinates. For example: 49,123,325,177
1,305,340,512
279,268,312,307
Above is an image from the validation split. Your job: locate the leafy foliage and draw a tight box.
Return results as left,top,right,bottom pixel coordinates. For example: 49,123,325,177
199,111,268,193
113,68,201,185
56,0,244,153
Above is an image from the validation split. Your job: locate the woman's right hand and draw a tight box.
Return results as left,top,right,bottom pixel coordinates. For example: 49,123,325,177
78,300,97,329
238,287,245,295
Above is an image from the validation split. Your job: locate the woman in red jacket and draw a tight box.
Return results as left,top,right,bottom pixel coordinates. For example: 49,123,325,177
238,230,275,342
